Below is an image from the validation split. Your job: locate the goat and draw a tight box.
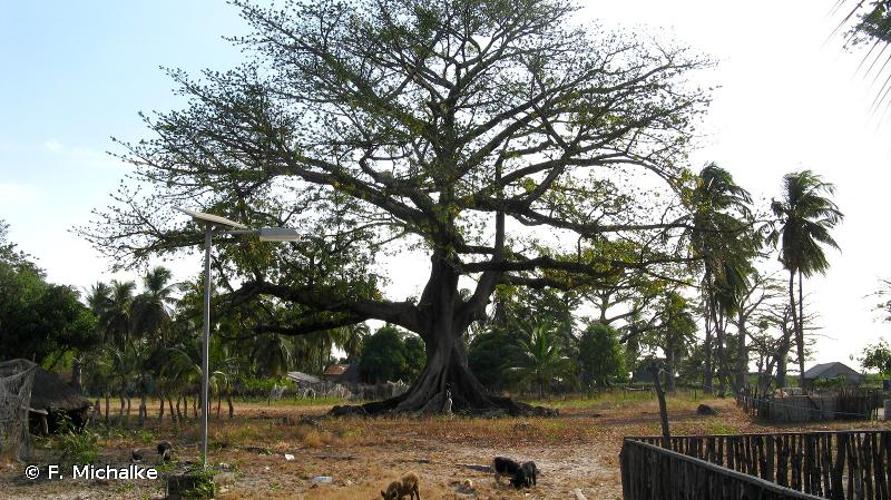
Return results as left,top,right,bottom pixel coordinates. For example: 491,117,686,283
381,471,420,500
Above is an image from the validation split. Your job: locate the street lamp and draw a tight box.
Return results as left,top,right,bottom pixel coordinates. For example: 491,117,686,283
175,208,301,467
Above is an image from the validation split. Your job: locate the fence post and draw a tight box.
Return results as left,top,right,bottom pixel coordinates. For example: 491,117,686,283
651,365,670,448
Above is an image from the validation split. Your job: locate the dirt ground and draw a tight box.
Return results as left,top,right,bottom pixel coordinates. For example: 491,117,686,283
2,394,890,499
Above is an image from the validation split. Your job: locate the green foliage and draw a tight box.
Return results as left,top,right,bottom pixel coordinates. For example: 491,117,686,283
640,291,697,389
844,1,891,45
358,325,422,383
860,338,891,377
686,163,757,315
172,467,217,499
470,287,580,393
468,327,524,391
769,170,843,278
53,416,100,464
84,0,714,406
509,322,573,397
403,335,426,381
578,323,627,388
0,220,99,364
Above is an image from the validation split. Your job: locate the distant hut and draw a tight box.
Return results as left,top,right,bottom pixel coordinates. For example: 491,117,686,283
28,367,91,434
286,371,323,388
802,362,862,391
322,363,360,385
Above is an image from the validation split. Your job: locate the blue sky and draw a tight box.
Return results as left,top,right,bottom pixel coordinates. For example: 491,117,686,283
0,1,245,282
2,1,890,367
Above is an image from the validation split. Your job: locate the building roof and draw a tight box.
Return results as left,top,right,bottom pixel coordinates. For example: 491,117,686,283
323,364,350,377
29,367,91,412
803,362,861,380
286,371,322,385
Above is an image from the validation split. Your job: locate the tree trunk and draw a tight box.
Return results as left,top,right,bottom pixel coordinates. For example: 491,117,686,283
138,393,147,426
703,298,714,394
168,396,177,423
797,270,806,389
159,392,165,423
787,270,799,388
651,365,670,448
175,396,182,420
356,320,547,415
665,349,676,393
713,308,731,395
71,357,82,392
776,333,789,389
227,391,234,419
349,255,550,417
734,312,748,393
104,394,110,425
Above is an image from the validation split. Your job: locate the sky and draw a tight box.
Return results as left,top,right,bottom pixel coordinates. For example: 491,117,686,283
1,1,889,369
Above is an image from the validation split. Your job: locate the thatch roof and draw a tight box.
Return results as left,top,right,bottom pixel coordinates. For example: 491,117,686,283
29,367,91,413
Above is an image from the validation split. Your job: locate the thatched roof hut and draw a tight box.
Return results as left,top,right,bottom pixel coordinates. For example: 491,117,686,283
28,367,91,434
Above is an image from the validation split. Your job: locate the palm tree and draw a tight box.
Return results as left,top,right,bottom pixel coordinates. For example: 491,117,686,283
131,266,177,341
510,323,571,398
769,170,843,387
834,1,891,110
99,342,140,424
79,282,114,392
104,280,136,344
163,339,204,420
130,267,179,423
686,164,757,393
250,333,294,377
655,291,698,392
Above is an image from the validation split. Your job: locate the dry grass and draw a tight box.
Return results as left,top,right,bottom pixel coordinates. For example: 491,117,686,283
1,393,889,499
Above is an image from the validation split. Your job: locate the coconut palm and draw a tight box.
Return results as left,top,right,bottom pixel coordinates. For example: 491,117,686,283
131,266,178,341
77,282,115,391
834,1,891,110
250,333,294,377
686,164,757,393
103,280,136,344
769,170,843,387
510,322,571,398
163,339,204,420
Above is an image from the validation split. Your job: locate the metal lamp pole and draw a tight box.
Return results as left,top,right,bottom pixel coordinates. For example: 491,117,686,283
201,225,212,467
176,208,301,469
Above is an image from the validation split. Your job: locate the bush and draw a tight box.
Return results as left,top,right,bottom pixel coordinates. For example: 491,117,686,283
53,416,99,464
578,323,627,389
358,325,423,383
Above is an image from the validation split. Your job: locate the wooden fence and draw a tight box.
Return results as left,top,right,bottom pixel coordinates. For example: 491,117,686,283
621,439,822,500
624,431,891,499
737,387,883,422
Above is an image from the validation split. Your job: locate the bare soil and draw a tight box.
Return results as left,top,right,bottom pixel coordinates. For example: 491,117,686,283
2,395,889,499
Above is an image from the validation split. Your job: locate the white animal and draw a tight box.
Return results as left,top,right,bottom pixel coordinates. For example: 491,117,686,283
443,388,453,415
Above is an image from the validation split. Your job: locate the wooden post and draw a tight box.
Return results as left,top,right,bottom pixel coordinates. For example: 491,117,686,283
651,365,671,448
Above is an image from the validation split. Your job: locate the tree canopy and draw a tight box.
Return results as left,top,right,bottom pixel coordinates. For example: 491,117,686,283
0,220,99,365
83,0,712,414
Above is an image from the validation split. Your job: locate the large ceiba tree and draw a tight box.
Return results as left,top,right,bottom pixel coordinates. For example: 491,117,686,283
85,0,709,415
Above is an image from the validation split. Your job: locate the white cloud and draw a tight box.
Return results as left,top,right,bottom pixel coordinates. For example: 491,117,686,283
43,139,62,152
